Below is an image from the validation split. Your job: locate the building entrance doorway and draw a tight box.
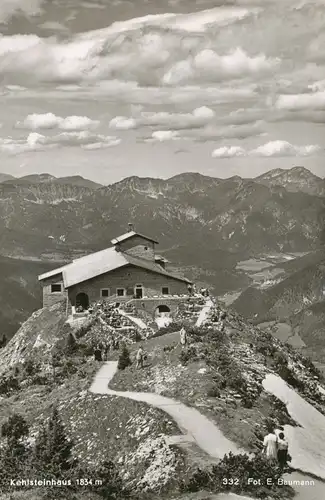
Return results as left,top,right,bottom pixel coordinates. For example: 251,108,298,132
155,304,171,316
135,284,143,299
75,292,89,311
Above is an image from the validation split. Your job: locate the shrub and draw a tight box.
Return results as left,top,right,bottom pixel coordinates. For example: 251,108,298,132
66,333,77,354
31,374,50,386
255,339,276,357
60,360,78,377
206,384,221,398
0,375,20,395
118,344,132,370
241,394,254,408
268,396,297,427
1,414,29,444
75,319,96,339
207,351,232,370
272,351,288,370
179,346,197,366
187,326,212,342
151,322,183,337
276,366,304,391
227,373,248,393
163,343,177,353
180,452,294,498
23,359,41,377
301,356,322,379
78,343,94,357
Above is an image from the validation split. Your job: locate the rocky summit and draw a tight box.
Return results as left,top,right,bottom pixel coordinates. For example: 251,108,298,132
1,293,325,500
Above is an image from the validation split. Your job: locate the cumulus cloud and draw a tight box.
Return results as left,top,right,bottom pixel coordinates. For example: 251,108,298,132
275,91,325,111
212,146,245,158
151,131,180,141
212,140,321,158
163,48,279,85
16,113,100,131
109,106,216,132
0,131,120,155
109,116,137,130
0,7,276,91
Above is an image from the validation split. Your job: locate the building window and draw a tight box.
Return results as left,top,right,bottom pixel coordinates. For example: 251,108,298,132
51,283,62,293
116,288,125,297
100,288,110,298
162,286,169,295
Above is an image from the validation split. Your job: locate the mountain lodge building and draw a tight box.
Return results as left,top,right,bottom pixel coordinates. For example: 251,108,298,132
38,226,192,318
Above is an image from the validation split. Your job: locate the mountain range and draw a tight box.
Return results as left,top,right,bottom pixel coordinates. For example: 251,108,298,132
0,166,324,347
0,166,324,261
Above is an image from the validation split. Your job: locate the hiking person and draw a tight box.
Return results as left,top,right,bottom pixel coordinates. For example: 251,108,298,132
274,426,284,439
94,345,102,362
136,346,144,369
187,283,193,296
277,432,289,469
103,342,111,361
180,327,187,349
262,426,278,462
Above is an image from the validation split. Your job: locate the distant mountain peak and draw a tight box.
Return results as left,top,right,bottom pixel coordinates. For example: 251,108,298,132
20,173,56,183
255,166,325,196
289,166,321,179
256,168,285,180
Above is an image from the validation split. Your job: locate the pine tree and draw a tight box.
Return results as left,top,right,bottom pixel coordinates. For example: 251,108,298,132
33,423,48,466
45,407,75,474
33,407,75,476
1,414,29,449
117,343,131,370
0,414,30,481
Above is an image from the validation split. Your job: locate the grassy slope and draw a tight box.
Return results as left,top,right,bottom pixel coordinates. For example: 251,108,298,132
110,310,325,453
1,297,324,499
0,304,188,498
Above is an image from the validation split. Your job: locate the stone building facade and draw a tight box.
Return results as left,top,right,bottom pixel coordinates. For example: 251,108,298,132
38,229,192,317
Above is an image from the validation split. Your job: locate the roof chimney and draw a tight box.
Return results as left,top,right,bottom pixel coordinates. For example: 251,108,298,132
128,222,134,232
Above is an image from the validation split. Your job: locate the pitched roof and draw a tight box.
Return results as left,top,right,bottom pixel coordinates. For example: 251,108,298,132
124,253,191,284
111,231,159,245
38,247,191,288
37,265,68,281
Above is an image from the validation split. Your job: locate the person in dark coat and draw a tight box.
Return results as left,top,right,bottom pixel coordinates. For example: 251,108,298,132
277,432,289,469
94,345,102,361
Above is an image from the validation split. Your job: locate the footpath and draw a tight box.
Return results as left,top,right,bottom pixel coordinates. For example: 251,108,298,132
89,297,323,499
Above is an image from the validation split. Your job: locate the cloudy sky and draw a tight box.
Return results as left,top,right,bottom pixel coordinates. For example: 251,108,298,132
0,0,325,184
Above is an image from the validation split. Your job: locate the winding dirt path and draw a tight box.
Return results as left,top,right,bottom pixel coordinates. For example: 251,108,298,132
89,360,242,459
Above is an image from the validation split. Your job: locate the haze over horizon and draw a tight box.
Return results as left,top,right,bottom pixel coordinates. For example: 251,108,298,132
0,0,325,183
